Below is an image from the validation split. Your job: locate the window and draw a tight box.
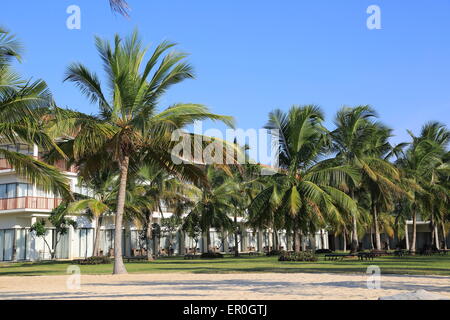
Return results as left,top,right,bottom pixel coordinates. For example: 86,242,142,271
6,184,16,198
0,144,34,158
0,183,32,199
17,184,31,197
18,144,33,156
0,185,6,199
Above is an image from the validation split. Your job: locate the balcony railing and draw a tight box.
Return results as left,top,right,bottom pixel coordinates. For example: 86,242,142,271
0,158,11,170
0,158,77,173
0,197,63,211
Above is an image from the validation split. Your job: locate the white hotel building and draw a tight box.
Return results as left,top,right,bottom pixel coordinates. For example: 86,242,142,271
1,143,445,262
0,142,332,262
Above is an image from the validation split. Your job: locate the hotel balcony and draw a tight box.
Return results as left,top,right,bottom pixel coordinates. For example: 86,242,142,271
0,158,77,173
0,196,63,211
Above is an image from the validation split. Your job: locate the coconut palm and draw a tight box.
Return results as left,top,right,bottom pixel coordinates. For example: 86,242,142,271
67,169,118,256
397,122,449,252
53,30,233,274
184,166,235,253
109,0,130,17
0,27,71,199
0,27,22,65
250,105,359,253
331,106,406,250
127,165,195,260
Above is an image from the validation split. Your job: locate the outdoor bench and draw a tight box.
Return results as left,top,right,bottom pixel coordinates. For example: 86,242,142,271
357,252,375,261
124,256,147,262
324,254,356,261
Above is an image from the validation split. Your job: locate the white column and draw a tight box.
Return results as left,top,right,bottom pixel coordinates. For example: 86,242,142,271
68,225,74,260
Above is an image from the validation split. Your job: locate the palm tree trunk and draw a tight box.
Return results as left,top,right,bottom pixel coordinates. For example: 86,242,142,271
320,229,326,250
93,216,102,256
206,229,211,252
300,232,307,251
349,190,358,253
293,229,300,252
146,213,154,261
113,156,129,275
273,227,279,251
430,216,436,248
441,223,447,250
286,231,291,251
334,234,339,252
351,214,359,253
342,230,347,251
411,209,417,253
434,225,440,250
369,228,374,250
234,214,239,257
372,203,382,250
257,229,263,253
404,222,410,251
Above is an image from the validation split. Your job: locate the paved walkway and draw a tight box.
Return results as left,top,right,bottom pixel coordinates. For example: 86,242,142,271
1,273,449,300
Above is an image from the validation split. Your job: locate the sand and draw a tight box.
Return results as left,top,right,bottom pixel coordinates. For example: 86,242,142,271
0,273,449,300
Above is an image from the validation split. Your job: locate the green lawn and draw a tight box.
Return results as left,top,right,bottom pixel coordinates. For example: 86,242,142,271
1,254,449,277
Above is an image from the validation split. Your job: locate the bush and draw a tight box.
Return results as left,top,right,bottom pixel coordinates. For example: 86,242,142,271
201,252,224,259
75,256,112,265
266,250,283,256
278,251,318,262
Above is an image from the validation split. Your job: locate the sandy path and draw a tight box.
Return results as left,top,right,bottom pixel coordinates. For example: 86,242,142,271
0,273,449,300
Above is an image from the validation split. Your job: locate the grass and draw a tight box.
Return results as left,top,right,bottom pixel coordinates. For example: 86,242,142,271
1,254,450,277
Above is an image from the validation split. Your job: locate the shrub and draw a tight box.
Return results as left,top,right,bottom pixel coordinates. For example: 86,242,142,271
266,250,283,256
278,251,318,262
201,252,224,259
75,256,112,265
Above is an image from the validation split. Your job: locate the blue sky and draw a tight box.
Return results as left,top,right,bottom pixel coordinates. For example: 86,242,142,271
1,0,449,146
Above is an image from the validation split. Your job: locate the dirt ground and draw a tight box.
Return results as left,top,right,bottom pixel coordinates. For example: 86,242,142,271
0,273,449,300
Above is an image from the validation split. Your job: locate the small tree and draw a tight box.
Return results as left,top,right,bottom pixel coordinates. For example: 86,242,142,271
161,215,182,256
183,214,202,254
30,203,77,259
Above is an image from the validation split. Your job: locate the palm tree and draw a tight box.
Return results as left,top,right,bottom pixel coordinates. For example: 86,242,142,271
230,165,265,256
250,105,359,253
331,106,405,250
109,0,130,17
127,165,195,260
185,166,235,253
397,122,449,252
0,27,22,65
54,30,233,274
0,27,71,199
67,169,118,256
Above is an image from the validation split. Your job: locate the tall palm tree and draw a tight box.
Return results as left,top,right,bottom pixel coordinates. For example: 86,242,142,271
127,165,195,260
229,164,265,256
397,122,449,252
53,30,233,274
184,166,235,253
250,105,359,252
331,106,405,250
0,27,71,199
